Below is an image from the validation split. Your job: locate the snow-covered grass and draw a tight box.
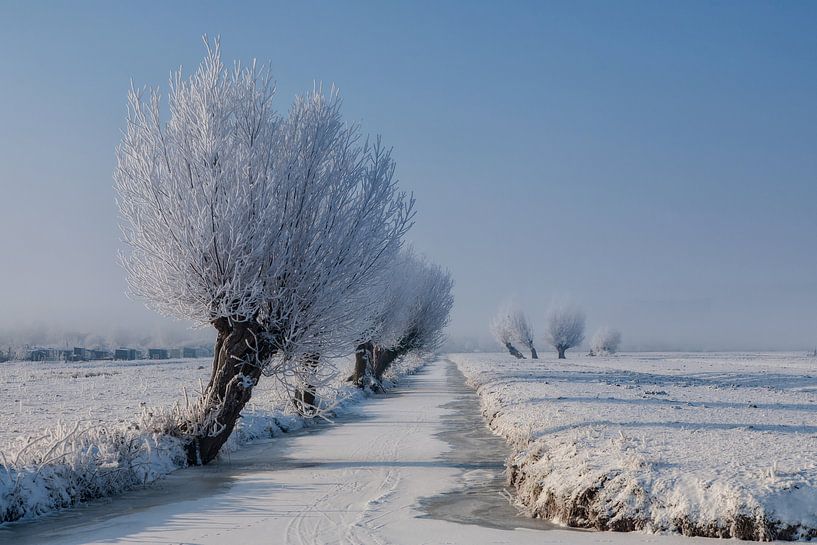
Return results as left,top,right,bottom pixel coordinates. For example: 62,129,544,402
450,351,817,541
0,355,424,524
0,358,211,447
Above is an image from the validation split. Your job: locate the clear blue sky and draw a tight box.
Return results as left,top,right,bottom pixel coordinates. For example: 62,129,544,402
1,1,816,350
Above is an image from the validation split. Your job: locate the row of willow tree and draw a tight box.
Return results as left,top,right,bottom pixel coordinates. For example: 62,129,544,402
114,39,453,465
491,306,621,360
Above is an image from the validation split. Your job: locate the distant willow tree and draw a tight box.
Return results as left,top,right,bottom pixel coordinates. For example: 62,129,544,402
509,310,538,359
371,255,454,382
490,309,525,359
114,40,413,464
590,327,621,356
349,250,454,388
545,305,585,359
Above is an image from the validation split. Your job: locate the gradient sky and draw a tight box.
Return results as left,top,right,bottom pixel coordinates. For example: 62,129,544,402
1,1,816,350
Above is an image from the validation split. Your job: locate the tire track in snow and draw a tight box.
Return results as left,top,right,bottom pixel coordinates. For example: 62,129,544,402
283,391,425,545
284,413,411,545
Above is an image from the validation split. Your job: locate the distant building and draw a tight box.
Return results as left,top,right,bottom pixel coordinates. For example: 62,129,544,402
29,349,47,361
148,348,169,360
72,347,87,361
168,348,182,359
182,347,198,358
29,348,59,361
89,349,112,361
115,348,142,361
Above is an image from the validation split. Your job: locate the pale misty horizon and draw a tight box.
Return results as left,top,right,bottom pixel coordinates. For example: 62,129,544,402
1,1,816,351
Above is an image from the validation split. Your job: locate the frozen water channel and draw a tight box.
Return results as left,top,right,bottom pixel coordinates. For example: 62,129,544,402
418,361,557,531
0,361,716,545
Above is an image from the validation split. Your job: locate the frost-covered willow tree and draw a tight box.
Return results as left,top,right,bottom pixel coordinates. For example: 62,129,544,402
545,305,585,359
114,40,413,464
509,310,537,359
372,256,453,381
349,250,454,387
348,253,414,388
590,327,621,356
490,309,525,359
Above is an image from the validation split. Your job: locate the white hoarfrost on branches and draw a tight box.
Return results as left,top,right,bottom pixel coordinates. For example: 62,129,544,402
591,327,621,355
490,312,513,347
545,305,585,359
115,38,418,465
351,249,454,386
509,310,537,359
361,250,420,351
114,38,414,365
378,249,453,355
402,256,455,354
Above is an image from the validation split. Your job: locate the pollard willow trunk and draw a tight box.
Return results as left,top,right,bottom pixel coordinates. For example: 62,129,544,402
373,345,401,382
505,342,526,359
182,318,274,465
348,341,402,387
349,341,374,387
372,328,421,383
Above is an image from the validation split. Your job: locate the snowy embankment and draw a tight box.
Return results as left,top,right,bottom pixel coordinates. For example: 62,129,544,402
0,356,423,524
450,352,817,541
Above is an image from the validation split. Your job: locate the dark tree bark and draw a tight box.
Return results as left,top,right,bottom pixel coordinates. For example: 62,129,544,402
557,345,567,359
350,329,418,390
505,342,525,359
293,353,320,416
349,341,374,387
182,317,274,465
530,346,538,359
373,345,400,382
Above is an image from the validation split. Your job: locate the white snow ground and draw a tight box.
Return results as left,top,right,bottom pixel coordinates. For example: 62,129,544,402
1,360,716,545
450,352,817,540
0,356,418,524
0,358,214,447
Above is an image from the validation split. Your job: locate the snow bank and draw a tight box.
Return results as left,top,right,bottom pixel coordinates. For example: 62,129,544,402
0,355,425,524
0,411,185,523
450,352,817,541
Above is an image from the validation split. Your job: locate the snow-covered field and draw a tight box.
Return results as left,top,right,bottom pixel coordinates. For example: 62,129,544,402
0,355,421,524
450,351,817,540
7,352,817,542
3,360,715,545
0,358,211,447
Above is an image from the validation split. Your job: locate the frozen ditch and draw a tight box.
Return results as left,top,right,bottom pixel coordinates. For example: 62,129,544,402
418,360,556,531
